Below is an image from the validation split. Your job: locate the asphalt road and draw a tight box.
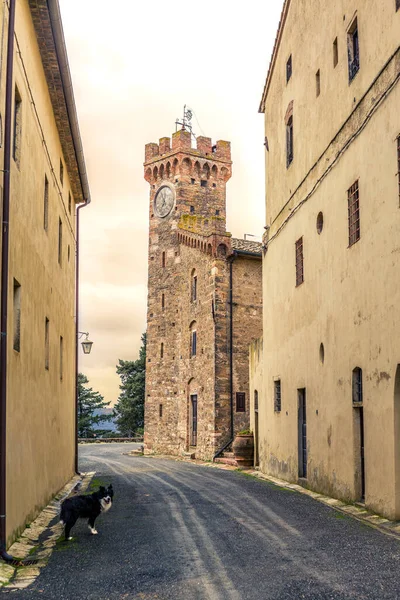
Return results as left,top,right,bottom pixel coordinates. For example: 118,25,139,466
4,443,400,599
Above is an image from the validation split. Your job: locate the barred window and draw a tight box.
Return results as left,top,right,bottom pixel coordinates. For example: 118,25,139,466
352,367,363,404
348,180,360,246
236,392,245,413
274,380,281,412
295,237,304,286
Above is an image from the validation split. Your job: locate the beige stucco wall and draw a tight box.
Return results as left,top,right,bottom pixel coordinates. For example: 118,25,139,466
264,0,400,224
257,0,400,518
2,0,77,545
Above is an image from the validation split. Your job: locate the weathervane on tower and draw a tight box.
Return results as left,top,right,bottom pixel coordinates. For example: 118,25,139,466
175,105,195,138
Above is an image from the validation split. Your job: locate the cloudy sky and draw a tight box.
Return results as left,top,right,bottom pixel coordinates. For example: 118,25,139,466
59,0,283,405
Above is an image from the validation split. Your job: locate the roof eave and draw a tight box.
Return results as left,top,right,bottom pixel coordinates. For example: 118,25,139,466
259,0,292,114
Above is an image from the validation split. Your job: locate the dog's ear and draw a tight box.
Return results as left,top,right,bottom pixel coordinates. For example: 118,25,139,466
108,484,113,491
99,486,106,492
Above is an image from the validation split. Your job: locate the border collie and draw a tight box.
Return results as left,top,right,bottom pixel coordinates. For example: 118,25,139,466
60,484,113,540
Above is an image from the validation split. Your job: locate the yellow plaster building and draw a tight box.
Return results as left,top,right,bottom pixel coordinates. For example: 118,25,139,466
251,0,400,518
0,0,89,547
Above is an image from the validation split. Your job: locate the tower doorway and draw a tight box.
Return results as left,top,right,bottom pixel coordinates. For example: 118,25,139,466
298,388,307,478
190,394,198,447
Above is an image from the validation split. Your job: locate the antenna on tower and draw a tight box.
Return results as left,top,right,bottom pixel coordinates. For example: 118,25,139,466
175,105,196,139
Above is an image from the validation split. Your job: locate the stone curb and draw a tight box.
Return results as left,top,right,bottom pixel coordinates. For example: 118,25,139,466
0,471,95,590
143,453,400,541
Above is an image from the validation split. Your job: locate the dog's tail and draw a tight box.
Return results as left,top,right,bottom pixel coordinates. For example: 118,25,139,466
59,502,67,525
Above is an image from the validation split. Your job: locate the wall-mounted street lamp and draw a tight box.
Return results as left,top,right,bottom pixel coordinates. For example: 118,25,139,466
78,331,93,355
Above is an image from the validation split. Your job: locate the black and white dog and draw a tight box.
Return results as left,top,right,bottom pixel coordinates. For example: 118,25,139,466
60,485,113,540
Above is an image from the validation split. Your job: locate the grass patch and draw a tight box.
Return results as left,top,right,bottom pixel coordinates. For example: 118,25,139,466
87,476,106,492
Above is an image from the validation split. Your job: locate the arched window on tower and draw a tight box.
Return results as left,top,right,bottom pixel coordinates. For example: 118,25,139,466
352,367,363,404
191,269,197,302
190,321,197,358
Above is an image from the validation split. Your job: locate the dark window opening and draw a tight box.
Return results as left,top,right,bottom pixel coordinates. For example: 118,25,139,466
348,180,360,246
13,87,22,166
316,211,324,234
274,380,281,412
191,330,197,357
160,343,164,359
58,218,63,265
159,404,163,418
44,175,49,231
397,0,400,11
236,392,245,413
286,54,292,82
316,69,321,97
352,367,363,404
347,18,359,82
45,317,49,370
212,183,216,188
191,178,195,184
13,279,21,352
190,205,194,213
333,37,338,67
161,293,165,310
68,192,72,214
286,116,293,167
201,180,207,187
215,209,220,216
60,159,64,186
60,336,63,381
295,237,304,286
162,251,166,268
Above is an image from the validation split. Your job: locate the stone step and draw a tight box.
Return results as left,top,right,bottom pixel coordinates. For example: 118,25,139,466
222,451,235,459
214,457,238,467
182,451,196,459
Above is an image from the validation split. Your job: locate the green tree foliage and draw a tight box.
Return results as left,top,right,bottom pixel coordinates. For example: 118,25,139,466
78,373,111,437
113,333,146,436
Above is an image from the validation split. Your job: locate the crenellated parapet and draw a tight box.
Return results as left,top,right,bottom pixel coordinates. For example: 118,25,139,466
144,129,232,185
177,215,233,258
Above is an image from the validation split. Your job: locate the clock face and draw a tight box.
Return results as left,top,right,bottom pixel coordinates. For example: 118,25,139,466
154,185,175,218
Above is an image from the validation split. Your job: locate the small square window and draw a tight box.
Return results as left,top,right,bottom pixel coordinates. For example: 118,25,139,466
286,55,292,82
215,209,220,216
190,206,194,213
191,178,195,184
201,180,207,188
236,392,245,413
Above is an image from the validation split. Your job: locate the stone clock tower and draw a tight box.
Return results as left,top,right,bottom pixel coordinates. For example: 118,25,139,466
143,128,262,461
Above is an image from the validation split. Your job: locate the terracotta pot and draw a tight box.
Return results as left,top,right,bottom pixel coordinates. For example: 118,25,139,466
232,434,254,467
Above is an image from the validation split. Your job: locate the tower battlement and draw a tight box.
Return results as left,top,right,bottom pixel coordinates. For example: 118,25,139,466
144,130,232,186
144,129,231,164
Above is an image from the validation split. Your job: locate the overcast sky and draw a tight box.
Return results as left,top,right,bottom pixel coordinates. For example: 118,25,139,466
59,0,283,405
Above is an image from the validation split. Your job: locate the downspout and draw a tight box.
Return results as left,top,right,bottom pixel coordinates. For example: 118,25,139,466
75,199,90,474
0,0,17,560
213,251,236,461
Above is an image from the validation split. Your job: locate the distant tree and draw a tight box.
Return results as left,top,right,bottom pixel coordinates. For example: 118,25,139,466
78,373,111,437
113,333,146,436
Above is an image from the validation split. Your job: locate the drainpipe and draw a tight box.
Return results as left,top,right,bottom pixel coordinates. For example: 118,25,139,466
0,0,17,560
213,251,236,461
75,199,90,474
